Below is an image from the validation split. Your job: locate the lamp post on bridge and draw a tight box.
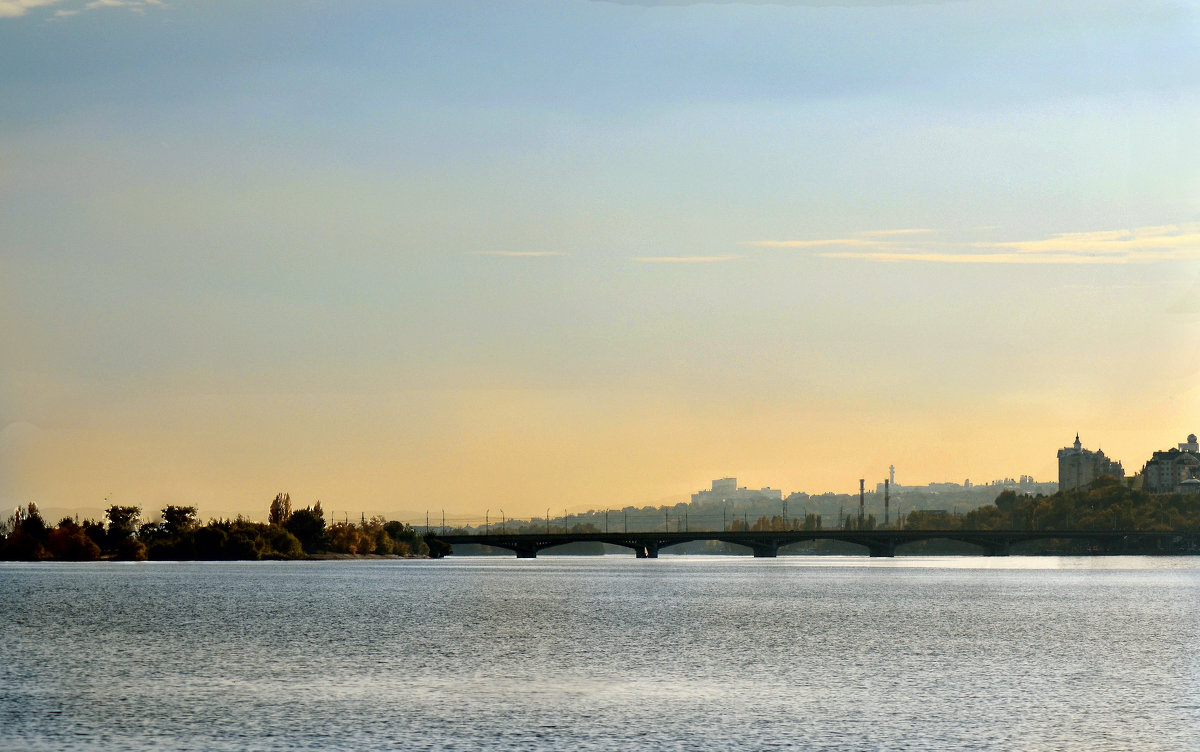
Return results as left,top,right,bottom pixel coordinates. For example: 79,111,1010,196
485,509,489,535
546,508,550,535
500,509,505,534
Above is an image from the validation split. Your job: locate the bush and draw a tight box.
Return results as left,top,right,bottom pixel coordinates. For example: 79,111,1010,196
115,537,148,561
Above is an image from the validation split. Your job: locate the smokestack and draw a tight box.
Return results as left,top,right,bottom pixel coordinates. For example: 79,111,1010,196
884,479,890,526
859,478,865,524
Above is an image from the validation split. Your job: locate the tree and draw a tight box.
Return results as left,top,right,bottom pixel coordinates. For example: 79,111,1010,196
268,493,292,526
46,519,101,561
105,505,141,541
3,503,50,560
285,504,326,553
161,505,198,536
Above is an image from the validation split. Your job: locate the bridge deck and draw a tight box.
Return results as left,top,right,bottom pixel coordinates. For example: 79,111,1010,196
424,529,1197,558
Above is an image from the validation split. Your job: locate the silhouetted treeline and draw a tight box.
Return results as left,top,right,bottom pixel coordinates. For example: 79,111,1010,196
0,493,429,561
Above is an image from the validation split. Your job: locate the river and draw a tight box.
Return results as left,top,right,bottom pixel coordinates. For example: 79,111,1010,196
2,556,1198,751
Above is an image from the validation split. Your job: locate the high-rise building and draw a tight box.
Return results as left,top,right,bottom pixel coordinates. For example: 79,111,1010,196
691,478,782,504
1057,434,1123,491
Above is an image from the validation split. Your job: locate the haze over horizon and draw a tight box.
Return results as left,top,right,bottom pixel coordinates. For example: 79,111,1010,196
2,0,1197,523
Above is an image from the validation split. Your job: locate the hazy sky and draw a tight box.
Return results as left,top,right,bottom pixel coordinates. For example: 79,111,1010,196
2,0,1198,524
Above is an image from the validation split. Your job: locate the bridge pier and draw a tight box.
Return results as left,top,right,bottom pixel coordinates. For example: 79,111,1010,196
867,539,896,558
751,540,778,558
636,543,659,559
982,539,1011,557
513,545,538,559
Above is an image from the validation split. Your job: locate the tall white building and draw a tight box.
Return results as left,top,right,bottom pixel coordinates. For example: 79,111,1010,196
1057,434,1123,491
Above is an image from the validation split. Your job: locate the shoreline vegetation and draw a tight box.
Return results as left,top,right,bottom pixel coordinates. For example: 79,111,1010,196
4,478,1199,562
0,494,429,562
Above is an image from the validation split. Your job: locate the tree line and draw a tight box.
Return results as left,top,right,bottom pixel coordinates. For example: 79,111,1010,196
0,493,429,562
901,476,1200,532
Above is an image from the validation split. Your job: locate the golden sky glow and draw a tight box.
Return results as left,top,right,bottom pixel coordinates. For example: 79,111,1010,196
2,1,1198,524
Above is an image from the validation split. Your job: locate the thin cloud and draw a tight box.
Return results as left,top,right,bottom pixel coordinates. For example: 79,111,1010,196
83,0,162,11
0,0,63,18
746,229,934,248
854,228,937,237
2,0,165,19
748,238,872,248
752,223,1200,265
594,1,959,6
633,255,742,263
990,225,1200,256
469,251,566,258
819,252,1145,265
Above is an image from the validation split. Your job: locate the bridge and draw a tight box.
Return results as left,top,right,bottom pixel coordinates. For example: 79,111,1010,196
425,529,1199,558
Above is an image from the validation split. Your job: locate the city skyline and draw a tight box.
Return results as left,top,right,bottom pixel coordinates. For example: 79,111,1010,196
2,1,1198,521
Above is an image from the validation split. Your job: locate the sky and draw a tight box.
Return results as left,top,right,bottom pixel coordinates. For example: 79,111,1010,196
2,0,1198,525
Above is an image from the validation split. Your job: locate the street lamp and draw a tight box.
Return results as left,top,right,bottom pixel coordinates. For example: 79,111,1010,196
500,508,505,533
485,509,490,535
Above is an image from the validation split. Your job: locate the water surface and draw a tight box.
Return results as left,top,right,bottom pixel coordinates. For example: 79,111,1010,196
2,556,1198,751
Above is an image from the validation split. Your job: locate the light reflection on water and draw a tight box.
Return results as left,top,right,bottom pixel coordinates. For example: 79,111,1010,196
2,556,1199,751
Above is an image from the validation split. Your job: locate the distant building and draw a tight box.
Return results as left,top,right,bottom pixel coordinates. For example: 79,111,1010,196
1140,434,1200,494
875,474,1050,495
691,478,782,505
1057,434,1124,491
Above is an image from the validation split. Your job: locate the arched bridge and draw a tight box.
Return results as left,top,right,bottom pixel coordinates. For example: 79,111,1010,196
425,529,1199,559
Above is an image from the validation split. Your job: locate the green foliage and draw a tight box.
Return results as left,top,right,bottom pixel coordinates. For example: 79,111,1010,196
45,519,101,561
268,493,292,526
285,506,327,553
161,505,198,536
105,505,141,541
2,494,430,561
115,537,148,561
899,478,1200,533
2,504,50,560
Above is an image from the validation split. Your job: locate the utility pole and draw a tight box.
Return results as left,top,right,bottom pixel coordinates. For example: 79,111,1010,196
546,508,550,534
